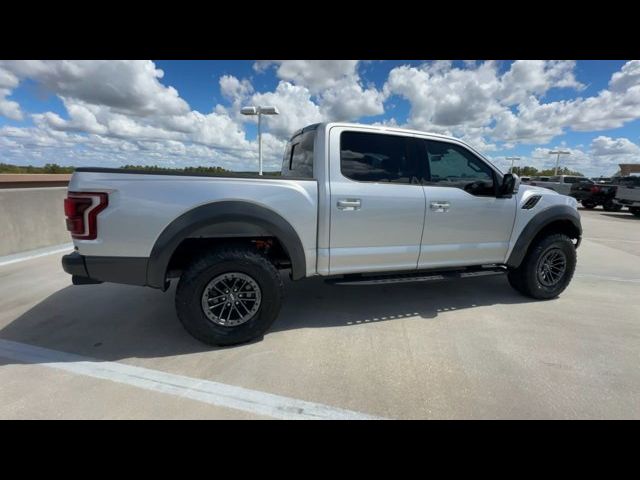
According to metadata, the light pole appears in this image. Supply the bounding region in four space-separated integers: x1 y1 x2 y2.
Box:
241 106 279 175
548 150 570 176
506 156 521 174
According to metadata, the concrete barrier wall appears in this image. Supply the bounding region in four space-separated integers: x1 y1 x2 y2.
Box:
0 187 71 256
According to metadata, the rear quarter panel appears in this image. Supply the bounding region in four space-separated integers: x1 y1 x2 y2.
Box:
68 172 319 276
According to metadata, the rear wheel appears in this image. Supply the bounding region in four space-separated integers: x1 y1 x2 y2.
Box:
630 207 640 217
581 200 596 209
175 246 283 346
508 233 576 300
602 199 622 212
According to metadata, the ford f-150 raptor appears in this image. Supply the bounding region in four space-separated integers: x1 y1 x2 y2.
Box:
62 123 582 346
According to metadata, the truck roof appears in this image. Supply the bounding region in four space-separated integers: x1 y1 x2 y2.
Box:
289 122 502 175
292 122 462 144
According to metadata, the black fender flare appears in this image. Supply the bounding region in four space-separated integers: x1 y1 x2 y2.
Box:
506 205 582 268
146 201 307 288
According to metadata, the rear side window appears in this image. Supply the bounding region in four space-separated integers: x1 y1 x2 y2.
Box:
282 129 315 178
564 177 583 184
340 131 420 184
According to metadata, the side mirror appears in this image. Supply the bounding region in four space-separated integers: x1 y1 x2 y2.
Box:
499 173 519 197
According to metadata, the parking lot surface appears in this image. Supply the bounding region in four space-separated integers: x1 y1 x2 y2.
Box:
1 208 639 419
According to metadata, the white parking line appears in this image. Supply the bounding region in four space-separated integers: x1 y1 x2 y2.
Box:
0 244 73 267
0 339 383 420
575 273 640 283
586 237 640 244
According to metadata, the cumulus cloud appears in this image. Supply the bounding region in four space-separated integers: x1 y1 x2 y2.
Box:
254 60 360 93
248 81 323 138
253 60 387 126
0 65 23 120
490 136 640 177
0 88 23 120
590 135 640 156
0 60 190 117
1 59 640 176
384 60 640 148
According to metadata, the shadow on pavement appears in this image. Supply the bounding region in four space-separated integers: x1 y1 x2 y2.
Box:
0 273 533 362
600 212 640 220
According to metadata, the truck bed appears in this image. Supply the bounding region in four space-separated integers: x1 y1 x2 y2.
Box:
69 168 319 277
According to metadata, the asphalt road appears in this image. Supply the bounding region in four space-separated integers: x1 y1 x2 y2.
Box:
0 208 638 419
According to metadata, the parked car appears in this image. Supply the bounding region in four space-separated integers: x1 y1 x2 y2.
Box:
62 122 582 346
591 177 613 184
614 176 640 217
570 178 622 211
529 175 587 195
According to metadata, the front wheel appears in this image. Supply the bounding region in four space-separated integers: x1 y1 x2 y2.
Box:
630 207 640 217
508 233 576 300
175 246 283 346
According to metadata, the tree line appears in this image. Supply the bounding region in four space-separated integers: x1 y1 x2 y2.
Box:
510 166 584 177
0 163 248 175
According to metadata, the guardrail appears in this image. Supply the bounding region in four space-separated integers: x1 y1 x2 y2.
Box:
0 176 71 257
0 174 71 189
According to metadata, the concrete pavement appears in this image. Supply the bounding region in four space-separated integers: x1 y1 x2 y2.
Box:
0 208 638 419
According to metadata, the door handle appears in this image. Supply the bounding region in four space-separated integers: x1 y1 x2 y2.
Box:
430 201 450 212
337 199 362 211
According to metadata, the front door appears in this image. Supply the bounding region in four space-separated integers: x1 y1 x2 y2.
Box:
417 139 517 268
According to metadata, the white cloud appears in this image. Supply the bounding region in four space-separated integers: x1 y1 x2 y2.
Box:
0 60 190 117
318 76 386 121
590 135 640 156
248 81 323 138
385 60 640 148
253 60 387 126
254 60 359 93
499 60 584 105
491 136 640 177
2 60 640 176
0 88 23 120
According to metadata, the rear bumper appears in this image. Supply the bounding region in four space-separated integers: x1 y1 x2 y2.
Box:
62 252 149 286
62 251 90 277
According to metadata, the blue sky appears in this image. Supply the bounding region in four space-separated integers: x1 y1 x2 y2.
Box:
1 60 639 176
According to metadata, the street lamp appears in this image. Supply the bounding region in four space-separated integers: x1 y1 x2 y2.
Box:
241 105 279 176
505 156 521 174
548 150 570 176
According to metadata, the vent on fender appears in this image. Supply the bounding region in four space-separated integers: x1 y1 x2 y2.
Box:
522 195 542 209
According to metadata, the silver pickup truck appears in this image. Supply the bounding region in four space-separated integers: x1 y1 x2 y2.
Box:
614 176 640 216
528 175 587 195
62 122 582 346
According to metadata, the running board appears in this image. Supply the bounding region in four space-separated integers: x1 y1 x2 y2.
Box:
325 267 506 286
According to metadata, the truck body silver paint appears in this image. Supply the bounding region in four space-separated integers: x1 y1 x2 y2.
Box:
67 122 580 278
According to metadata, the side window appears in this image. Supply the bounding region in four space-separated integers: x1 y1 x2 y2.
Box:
340 131 421 184
423 140 495 196
282 130 315 178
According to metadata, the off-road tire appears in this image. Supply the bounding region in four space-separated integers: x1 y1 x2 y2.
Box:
581 200 596 209
175 246 283 346
507 233 576 300
602 199 622 212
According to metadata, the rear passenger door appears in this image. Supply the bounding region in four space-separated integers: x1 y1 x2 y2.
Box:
328 128 426 274
417 139 517 268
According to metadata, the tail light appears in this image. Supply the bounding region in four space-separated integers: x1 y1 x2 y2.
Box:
64 192 108 240
590 185 601 193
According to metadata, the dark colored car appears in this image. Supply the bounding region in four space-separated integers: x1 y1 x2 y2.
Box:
570 177 637 211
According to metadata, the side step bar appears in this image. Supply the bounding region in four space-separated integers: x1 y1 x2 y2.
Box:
325 267 506 286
